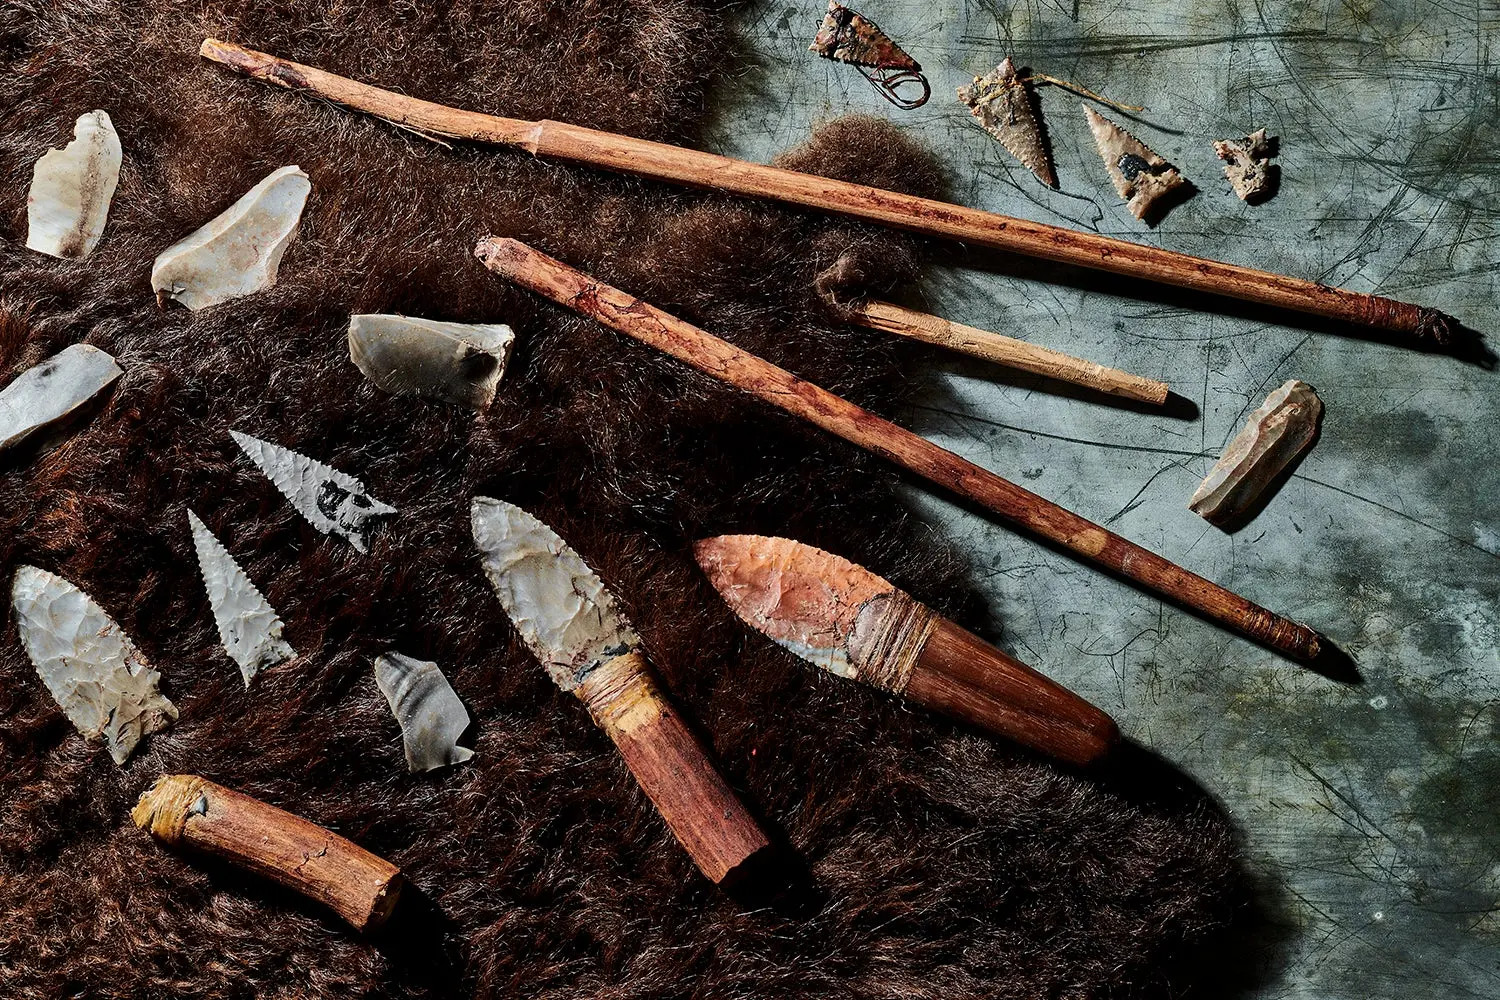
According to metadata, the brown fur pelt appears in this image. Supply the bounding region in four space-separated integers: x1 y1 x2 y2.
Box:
0 3 1257 998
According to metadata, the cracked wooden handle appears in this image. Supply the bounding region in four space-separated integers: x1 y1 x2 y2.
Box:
133 774 403 933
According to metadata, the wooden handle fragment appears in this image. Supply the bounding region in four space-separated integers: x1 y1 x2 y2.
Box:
475 237 1324 665
198 38 1456 345
132 774 403 932
575 651 769 885
852 300 1170 406
906 618 1119 766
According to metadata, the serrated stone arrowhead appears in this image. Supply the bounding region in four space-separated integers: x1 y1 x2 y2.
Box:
1084 105 1187 222
187 509 295 686
230 430 396 553
11 565 177 764
958 59 1056 187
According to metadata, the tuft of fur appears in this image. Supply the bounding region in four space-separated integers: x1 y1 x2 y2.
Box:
0 3 1254 998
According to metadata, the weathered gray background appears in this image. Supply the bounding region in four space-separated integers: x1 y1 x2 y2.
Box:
709 2 1498 996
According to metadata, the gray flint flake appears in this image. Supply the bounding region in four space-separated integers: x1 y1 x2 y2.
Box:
187 509 295 686
1190 379 1322 527
374 652 474 772
230 430 396 553
11 565 177 764
348 314 515 411
0 344 122 454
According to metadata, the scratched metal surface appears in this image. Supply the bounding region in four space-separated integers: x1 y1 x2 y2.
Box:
706 3 1499 996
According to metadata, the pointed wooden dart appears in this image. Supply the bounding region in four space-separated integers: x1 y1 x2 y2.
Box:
694 535 1119 766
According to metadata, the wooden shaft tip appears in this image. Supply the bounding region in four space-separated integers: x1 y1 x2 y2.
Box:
474 235 528 272
199 38 310 91
132 774 209 843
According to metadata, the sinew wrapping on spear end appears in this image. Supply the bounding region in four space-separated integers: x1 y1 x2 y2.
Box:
348 314 514 411
1190 379 1322 527
187 509 296 685
151 165 310 311
11 566 177 764
26 110 121 259
1084 105 1186 222
957 58 1056 187
0 344 121 454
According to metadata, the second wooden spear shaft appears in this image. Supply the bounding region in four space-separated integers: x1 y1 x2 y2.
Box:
200 38 1454 345
475 237 1324 665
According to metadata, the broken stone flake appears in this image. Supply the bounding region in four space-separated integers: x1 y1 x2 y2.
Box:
348 314 515 411
374 652 474 772
1084 105 1187 222
957 58 1056 188
470 497 641 694
1190 379 1322 527
187 509 296 686
230 430 396 553
0 344 122 454
1215 128 1278 203
11 565 178 764
809 2 929 109
151 165 311 311
26 110 121 260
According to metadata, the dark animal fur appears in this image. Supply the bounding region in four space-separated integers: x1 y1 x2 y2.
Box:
0 3 1255 997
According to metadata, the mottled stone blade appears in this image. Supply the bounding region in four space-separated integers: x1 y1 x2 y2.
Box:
348 314 515 410
470 497 641 693
809 1 919 71
1084 105 1187 221
26 110 121 259
1190 379 1322 527
0 344 122 454
1215 128 1278 203
230 430 395 553
958 59 1056 187
151 165 311 311
693 534 897 681
374 652 474 772
187 509 295 685
11 565 178 764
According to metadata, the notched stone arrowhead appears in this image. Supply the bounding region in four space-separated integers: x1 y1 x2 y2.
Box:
1084 105 1188 222
0 344 122 455
374 652 474 772
230 430 396 553
958 58 1056 187
348 314 515 411
11 565 177 764
26 110 121 260
1190 379 1322 528
151 165 311 311
187 509 295 685
1214 128 1279 203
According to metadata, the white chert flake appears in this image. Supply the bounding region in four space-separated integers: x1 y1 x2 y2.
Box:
26 110 122 259
374 652 474 772
187 508 295 686
1214 128 1278 203
151 165 311 311
471 497 640 693
1084 105 1187 222
348 314 515 411
0 344 122 454
230 430 396 553
1190 379 1322 527
11 565 178 764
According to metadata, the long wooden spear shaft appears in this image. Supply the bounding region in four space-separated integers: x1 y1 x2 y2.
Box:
475 236 1325 664
200 39 1454 346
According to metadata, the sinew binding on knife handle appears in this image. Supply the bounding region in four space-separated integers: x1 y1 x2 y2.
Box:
695 535 1117 766
474 237 1325 665
197 38 1455 345
132 774 403 933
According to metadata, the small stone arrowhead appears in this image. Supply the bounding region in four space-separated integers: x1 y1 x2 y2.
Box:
958 59 1056 187
11 565 177 764
1084 105 1187 222
187 508 296 686
230 430 396 553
